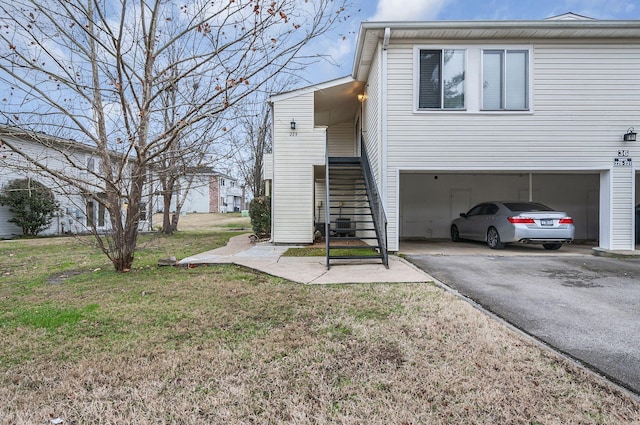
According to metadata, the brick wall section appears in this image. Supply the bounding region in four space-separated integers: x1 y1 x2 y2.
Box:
209 176 220 213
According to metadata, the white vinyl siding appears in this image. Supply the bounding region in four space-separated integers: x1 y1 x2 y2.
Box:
382 40 640 251
327 122 356 157
364 43 382 185
272 92 326 243
610 167 635 250
0 205 21 237
0 135 87 237
263 153 273 180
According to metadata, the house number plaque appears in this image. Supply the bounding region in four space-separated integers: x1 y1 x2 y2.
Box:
614 149 632 166
613 157 632 166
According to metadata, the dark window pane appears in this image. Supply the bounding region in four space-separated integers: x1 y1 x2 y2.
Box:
419 50 441 109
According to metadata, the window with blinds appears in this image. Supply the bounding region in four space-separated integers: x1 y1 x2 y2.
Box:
418 49 465 110
482 50 529 110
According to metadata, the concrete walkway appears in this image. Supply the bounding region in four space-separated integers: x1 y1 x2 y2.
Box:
179 234 434 284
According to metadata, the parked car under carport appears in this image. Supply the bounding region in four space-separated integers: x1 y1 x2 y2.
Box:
450 201 575 250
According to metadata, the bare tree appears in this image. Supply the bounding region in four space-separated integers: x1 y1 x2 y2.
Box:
231 76 297 200
232 98 271 199
152 58 230 234
0 0 352 271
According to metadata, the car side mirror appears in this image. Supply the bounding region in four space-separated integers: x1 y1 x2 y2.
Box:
459 213 467 218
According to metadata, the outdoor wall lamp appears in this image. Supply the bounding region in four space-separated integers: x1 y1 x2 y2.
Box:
623 127 637 142
357 93 366 102
290 119 296 130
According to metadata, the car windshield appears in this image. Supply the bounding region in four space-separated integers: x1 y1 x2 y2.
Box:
503 202 553 212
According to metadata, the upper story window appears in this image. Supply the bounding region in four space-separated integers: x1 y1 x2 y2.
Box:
482 49 529 110
418 49 465 110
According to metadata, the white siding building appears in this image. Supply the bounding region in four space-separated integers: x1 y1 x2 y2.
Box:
266 15 640 253
158 169 244 214
0 127 116 238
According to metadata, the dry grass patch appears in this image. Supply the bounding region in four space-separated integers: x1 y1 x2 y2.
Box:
153 212 251 232
1 232 639 424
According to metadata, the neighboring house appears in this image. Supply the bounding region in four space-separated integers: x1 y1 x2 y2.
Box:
161 168 244 214
266 14 640 262
0 126 148 238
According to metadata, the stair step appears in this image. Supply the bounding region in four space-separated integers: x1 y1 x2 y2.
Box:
329 227 376 233
329 214 374 217
329 236 379 241
328 255 384 261
328 156 360 163
328 245 380 250
332 229 376 234
330 220 373 224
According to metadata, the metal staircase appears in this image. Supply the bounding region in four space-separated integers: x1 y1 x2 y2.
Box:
324 149 388 269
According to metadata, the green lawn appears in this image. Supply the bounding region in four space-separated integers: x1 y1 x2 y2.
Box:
1 231 639 424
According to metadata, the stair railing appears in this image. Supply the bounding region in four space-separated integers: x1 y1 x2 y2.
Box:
325 130 331 269
360 135 388 268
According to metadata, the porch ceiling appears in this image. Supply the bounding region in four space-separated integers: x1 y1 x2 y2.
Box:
314 80 364 127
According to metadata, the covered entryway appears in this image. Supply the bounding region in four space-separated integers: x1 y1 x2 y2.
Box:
399 172 600 243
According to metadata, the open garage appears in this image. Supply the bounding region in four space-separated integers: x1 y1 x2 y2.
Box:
399 172 601 242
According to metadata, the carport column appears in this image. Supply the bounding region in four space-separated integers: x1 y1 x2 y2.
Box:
600 167 635 250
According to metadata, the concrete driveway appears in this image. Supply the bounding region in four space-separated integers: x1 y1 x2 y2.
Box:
404 240 640 396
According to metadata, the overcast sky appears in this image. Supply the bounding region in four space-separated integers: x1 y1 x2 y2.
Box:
302 0 640 84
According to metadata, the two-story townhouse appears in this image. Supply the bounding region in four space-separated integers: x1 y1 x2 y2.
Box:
265 14 640 265
0 126 147 238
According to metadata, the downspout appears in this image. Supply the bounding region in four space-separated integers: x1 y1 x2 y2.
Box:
381 27 390 242
268 102 275 243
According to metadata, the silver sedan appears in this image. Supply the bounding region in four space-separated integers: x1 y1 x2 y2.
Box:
450 201 575 250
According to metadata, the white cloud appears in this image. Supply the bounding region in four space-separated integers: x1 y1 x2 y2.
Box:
369 0 453 21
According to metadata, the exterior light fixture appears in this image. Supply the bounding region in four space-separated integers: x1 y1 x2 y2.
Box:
290 119 296 130
623 127 636 142
357 93 366 102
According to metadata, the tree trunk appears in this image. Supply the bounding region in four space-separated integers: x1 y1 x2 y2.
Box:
162 190 174 234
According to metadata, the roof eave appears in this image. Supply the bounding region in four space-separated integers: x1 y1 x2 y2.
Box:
352 19 640 81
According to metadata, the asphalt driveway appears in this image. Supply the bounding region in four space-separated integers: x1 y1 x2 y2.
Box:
405 243 640 396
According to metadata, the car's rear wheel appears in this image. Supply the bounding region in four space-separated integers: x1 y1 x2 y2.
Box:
487 227 504 249
543 243 562 251
451 225 460 242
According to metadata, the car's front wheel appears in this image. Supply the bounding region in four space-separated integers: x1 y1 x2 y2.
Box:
451 225 460 242
487 227 504 249
543 243 562 251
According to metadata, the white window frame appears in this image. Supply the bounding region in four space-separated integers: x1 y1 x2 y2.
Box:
414 46 468 112
480 47 533 112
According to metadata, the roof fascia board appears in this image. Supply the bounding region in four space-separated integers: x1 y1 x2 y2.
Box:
268 76 356 103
